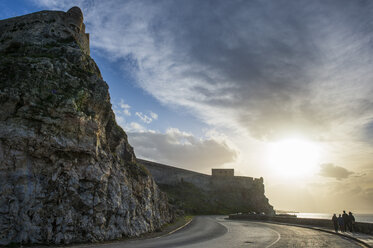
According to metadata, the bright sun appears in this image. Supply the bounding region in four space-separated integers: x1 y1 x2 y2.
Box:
267 138 321 177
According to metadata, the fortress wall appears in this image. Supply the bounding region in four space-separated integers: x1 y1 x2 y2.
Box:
212 168 234 177
138 159 212 189
229 214 373 235
139 159 265 192
211 176 264 191
139 159 275 215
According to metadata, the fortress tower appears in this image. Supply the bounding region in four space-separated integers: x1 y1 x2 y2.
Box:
211 168 234 177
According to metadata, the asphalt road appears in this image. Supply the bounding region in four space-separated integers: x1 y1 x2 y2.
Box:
73 216 363 248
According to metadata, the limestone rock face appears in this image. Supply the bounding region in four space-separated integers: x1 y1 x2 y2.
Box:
0 7 174 245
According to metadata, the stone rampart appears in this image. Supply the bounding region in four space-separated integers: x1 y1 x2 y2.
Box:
138 159 211 189
212 168 234 177
138 159 264 191
211 175 263 191
229 214 373 235
138 159 275 215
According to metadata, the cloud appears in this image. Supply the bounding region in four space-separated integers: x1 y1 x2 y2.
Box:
113 102 147 133
135 112 155 124
118 99 131 116
128 128 237 173
113 99 131 127
113 98 157 129
30 0 373 212
113 117 146 133
270 168 373 212
33 0 373 142
319 163 354 180
269 177 373 212
315 171 373 212
150 111 158 120
128 122 146 133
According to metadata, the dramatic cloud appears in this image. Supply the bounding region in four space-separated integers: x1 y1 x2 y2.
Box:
319 163 354 180
316 171 373 212
128 128 237 172
268 176 373 212
33 0 373 211
34 0 373 142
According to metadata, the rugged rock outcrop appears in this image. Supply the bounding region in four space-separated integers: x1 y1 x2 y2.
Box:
0 7 174 245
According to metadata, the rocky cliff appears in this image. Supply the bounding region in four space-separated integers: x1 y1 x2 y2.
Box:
0 7 174 245
139 160 274 215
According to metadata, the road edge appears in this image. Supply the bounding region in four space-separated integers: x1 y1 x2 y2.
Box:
43 216 195 247
263 220 371 248
157 216 194 238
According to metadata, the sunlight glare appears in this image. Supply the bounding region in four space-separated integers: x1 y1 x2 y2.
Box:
267 138 320 178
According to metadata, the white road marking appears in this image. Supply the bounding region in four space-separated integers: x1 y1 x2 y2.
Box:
265 228 281 248
159 217 194 237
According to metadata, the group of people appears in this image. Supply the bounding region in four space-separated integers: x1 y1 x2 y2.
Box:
332 211 355 233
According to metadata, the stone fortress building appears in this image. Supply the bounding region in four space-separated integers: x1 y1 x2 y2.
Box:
211 168 234 177
139 159 273 215
139 159 265 191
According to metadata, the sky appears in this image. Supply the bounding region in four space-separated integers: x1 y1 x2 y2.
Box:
2 0 373 213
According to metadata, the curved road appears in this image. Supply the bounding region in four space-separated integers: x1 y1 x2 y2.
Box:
74 216 363 248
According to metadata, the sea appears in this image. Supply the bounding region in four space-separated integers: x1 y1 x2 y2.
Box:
285 213 373 223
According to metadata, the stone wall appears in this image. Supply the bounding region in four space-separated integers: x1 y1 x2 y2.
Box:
139 159 264 191
212 168 234 177
211 176 264 191
139 159 274 215
138 159 211 189
229 214 373 235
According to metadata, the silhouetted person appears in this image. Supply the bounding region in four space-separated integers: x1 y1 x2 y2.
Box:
338 214 344 232
332 214 338 233
349 212 355 232
342 210 349 232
